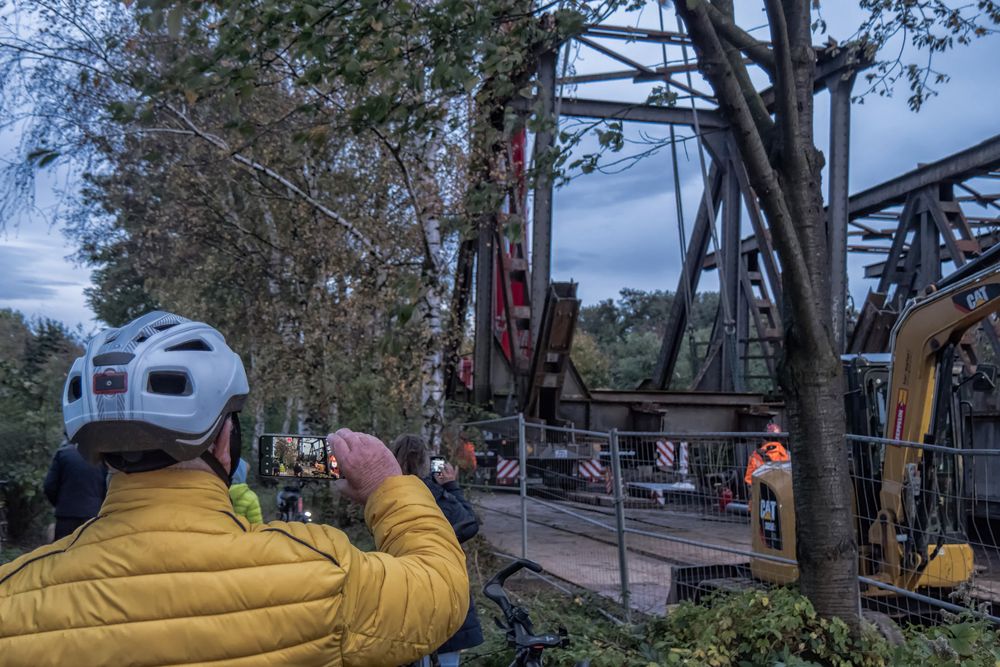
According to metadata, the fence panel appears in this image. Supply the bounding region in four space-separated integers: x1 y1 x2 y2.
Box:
610 431 787 615
848 434 1000 623
520 423 627 611
462 418 629 615
463 418 1000 625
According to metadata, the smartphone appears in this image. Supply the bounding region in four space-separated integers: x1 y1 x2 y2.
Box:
258 434 340 480
431 456 445 475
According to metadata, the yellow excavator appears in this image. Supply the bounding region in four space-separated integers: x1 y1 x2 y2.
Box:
750 245 1000 605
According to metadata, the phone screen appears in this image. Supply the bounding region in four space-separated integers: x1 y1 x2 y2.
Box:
431 456 445 475
258 434 340 479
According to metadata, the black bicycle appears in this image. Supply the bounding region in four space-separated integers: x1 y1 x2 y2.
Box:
483 559 589 667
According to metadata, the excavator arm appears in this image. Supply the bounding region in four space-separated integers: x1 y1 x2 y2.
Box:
873 245 1000 588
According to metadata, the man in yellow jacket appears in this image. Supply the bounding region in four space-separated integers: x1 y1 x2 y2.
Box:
0 312 468 667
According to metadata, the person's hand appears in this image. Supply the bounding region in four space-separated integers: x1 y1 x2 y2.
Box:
434 462 457 485
328 429 401 505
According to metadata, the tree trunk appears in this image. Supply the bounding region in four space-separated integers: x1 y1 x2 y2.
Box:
677 0 860 626
418 240 446 453
281 395 293 434
404 117 449 452
782 319 857 620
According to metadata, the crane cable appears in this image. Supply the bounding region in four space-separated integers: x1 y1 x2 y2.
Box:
668 4 743 390
658 5 698 386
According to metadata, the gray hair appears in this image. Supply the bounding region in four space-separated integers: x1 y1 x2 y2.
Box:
390 433 430 478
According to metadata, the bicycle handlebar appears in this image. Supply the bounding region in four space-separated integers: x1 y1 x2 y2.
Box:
482 559 568 661
483 558 541 615
487 558 543 588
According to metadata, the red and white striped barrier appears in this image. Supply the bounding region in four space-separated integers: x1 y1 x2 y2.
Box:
604 468 614 496
496 457 519 484
656 440 675 471
579 457 605 482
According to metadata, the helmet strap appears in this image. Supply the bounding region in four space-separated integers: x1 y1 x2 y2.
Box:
200 413 243 487
200 450 232 486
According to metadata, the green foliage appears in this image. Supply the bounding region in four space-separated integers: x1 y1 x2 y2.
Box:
571 330 612 389
0 311 82 542
468 559 648 666
889 619 1000 666
576 288 720 390
84 250 160 327
646 588 886 667
856 1 1000 111
464 566 1000 667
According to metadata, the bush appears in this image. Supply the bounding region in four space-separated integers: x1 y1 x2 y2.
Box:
463 565 1000 667
646 588 885 666
890 620 1000 666
466 551 648 666
0 311 82 544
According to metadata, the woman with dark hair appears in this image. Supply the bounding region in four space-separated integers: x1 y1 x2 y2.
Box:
391 434 483 666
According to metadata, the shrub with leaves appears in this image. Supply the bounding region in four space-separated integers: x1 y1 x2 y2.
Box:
643 588 886 667
0 310 82 543
457 552 1000 667
891 619 1000 666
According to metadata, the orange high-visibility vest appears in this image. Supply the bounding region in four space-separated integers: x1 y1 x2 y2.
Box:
457 441 477 471
744 441 790 484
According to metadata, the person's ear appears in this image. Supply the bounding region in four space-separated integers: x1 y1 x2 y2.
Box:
213 417 232 473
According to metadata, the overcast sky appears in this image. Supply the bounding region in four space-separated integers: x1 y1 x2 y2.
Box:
1 3 998 331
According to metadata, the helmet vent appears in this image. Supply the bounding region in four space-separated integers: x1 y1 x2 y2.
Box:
147 371 192 396
67 376 83 402
154 322 180 332
165 339 213 352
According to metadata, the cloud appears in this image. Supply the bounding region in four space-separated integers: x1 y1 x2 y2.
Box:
0 246 65 299
2 2 998 326
550 11 1000 307
0 237 96 329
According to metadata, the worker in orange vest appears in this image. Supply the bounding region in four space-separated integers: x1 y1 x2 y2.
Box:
456 440 477 472
744 423 790 485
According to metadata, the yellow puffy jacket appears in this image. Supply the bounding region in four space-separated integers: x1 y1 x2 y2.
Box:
0 469 469 667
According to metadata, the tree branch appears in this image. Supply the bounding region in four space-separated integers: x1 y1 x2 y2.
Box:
703 1 775 72
677 3 827 346
763 0 803 176
162 103 386 264
709 1 775 141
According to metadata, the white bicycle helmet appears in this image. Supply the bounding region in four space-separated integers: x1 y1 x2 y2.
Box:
63 311 249 476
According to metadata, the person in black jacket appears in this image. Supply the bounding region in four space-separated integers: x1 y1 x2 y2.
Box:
43 441 108 540
391 434 483 667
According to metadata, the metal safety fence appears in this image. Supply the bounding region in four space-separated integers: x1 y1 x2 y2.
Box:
847 434 1000 623
461 416 1000 625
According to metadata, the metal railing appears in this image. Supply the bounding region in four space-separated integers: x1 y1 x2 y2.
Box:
463 415 1000 625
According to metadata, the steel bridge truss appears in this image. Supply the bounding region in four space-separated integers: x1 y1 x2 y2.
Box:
847 135 1000 358
458 15 1000 414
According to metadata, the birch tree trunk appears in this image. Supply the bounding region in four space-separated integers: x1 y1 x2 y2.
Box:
395 118 450 452
281 395 294 434
418 213 447 452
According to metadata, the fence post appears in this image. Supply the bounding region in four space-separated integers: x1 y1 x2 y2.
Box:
609 428 631 621
518 413 528 559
